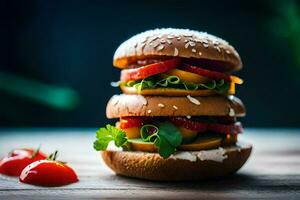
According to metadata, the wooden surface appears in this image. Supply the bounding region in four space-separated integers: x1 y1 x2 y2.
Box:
0 128 299 199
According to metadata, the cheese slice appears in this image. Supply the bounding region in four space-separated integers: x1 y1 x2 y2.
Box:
121 86 231 96
164 69 210 84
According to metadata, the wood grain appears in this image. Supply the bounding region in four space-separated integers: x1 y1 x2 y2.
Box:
0 128 299 199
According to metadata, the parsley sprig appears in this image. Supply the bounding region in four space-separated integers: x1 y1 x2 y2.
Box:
93 123 182 159
93 124 127 151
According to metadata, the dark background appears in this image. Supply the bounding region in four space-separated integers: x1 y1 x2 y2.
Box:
0 0 299 127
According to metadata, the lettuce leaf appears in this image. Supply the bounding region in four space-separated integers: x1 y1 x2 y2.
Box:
122 74 230 93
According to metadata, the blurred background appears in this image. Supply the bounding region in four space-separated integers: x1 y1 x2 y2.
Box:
0 0 299 127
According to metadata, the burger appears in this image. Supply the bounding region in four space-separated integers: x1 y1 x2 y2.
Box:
94 28 252 181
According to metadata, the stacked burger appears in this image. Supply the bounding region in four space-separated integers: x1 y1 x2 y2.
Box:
94 28 252 181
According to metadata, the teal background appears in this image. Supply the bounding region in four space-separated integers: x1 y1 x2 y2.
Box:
0 0 299 127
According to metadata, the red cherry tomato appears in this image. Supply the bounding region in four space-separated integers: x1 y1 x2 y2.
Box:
120 58 181 82
120 117 154 129
19 160 78 187
180 64 231 82
170 117 243 134
0 148 47 176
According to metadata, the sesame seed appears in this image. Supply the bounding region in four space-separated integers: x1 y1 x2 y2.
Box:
199 51 202 56
192 48 196 53
177 37 181 40
184 39 189 43
166 40 172 44
187 95 201 105
149 36 159 43
203 43 209 48
174 47 179 56
203 39 208 44
213 41 219 46
189 42 196 46
229 108 235 116
173 105 178 110
160 39 166 44
185 43 190 48
157 44 164 51
216 46 221 53
158 103 165 108
186 115 191 119
147 109 152 114
167 35 174 39
225 50 231 54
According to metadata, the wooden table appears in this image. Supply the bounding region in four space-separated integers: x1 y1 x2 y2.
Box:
0 128 299 199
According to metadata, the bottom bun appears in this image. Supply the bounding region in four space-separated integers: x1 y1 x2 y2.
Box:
101 142 252 181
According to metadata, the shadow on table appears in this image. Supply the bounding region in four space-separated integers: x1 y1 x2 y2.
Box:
102 173 256 190
101 172 299 192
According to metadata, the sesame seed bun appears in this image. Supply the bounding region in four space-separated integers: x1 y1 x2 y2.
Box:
113 28 242 72
106 94 245 118
101 142 252 181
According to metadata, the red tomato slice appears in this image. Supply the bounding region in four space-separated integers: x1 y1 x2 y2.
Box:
120 117 153 129
0 148 47 176
170 117 207 132
170 117 243 134
180 64 231 82
208 122 243 135
19 160 78 187
120 58 181 82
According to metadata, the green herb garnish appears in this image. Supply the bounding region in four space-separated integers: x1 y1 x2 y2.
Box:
93 123 182 159
93 124 127 151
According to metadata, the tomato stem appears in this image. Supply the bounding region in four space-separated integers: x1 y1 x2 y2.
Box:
47 150 59 161
30 144 41 159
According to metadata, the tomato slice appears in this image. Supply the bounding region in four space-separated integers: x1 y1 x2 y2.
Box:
180 64 231 82
0 148 47 176
120 117 153 129
208 122 243 135
170 117 243 134
19 160 78 187
120 58 181 82
170 117 207 132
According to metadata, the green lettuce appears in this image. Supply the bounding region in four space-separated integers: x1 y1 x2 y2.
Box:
122 74 230 93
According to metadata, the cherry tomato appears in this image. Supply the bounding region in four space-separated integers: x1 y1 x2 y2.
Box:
180 64 231 82
120 117 153 129
170 117 243 134
19 160 78 187
0 148 47 176
120 58 181 82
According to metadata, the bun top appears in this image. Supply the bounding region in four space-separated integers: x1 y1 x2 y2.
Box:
113 28 242 72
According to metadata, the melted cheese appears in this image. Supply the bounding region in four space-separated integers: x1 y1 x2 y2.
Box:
121 86 219 96
165 69 209 84
170 148 228 162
